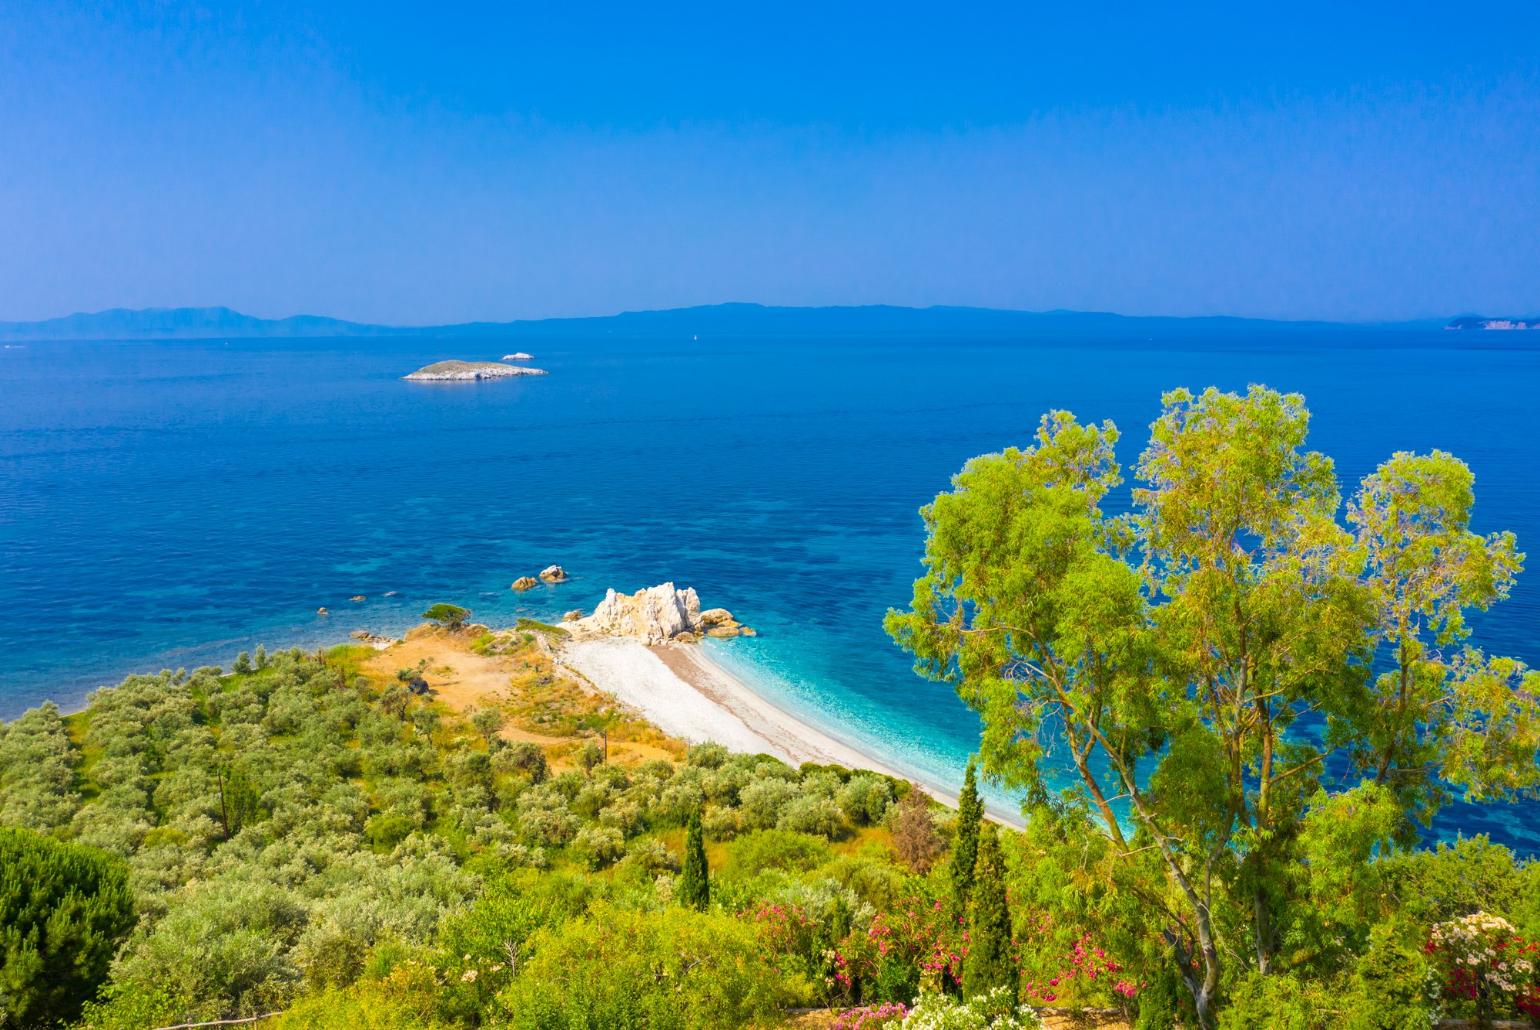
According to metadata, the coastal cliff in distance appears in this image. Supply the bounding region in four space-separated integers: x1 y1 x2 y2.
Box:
1445 315 1540 330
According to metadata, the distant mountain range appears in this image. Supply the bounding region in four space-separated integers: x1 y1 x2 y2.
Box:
0 303 1456 341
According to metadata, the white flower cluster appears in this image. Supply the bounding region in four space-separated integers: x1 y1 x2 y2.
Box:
900 988 1045 1030
1430 912 1536 997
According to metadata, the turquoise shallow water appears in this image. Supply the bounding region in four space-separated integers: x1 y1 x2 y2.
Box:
1 328 1536 849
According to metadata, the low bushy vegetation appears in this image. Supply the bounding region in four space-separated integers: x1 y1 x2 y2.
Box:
1 631 1536 1028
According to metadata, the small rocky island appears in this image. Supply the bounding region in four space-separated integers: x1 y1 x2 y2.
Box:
501 351 534 361
403 360 548 381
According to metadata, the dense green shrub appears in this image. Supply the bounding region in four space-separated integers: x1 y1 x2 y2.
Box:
496 904 790 1029
0 704 80 832
728 829 830 874
1219 971 1342 1029
1341 922 1438 1030
571 825 624 870
838 773 896 826
421 604 470 629
0 826 135 1028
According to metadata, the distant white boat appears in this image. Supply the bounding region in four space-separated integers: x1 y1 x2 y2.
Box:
501 352 534 361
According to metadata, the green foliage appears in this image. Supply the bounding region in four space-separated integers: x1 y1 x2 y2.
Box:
0 826 135 1028
571 825 624 870
680 808 710 911
1381 835 1540 936
273 983 453 1029
1341 922 1438 1030
214 760 265 839
513 617 570 637
496 740 549 785
495 904 791 1029
838 773 896 826
421 603 470 629
728 829 830 875
963 825 1017 1002
1219 970 1338 1029
887 387 1539 1026
576 739 604 772
950 760 983 913
469 706 504 745
0 702 79 832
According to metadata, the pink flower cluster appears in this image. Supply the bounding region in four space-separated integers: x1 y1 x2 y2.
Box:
866 899 966 982
832 1001 909 1029
1022 934 1139 1005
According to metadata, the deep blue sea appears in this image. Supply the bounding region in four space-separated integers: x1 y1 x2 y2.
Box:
2 329 1536 851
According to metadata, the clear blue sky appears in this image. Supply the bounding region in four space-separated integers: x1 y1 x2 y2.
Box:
2 1 1537 324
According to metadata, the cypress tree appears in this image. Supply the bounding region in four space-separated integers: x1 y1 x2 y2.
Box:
949 758 983 912
679 808 710 910
963 823 1017 1000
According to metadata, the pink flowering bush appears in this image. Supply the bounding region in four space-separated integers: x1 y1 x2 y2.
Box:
832 1000 909 1029
751 889 966 1006
1017 924 1139 1008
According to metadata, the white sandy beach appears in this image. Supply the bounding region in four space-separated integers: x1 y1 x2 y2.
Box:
561 638 905 772
559 636 1021 823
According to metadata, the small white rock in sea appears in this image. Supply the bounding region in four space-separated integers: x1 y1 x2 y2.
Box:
501 352 535 361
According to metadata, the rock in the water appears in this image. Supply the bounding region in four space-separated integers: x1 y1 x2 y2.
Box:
539 564 568 583
565 583 751 645
350 629 370 640
350 595 366 602
501 352 535 361
562 609 584 622
511 576 539 591
317 606 329 616
403 360 548 381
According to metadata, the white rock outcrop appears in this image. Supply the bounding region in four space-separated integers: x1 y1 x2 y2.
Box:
566 583 730 645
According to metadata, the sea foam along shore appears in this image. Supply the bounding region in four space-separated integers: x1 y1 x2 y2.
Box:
559 637 1023 825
